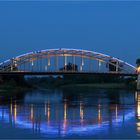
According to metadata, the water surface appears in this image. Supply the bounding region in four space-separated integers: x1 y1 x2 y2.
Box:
0 88 139 139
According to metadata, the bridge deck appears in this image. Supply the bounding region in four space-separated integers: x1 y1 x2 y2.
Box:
0 71 137 76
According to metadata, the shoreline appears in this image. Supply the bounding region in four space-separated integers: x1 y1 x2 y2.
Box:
0 82 136 94
59 83 136 90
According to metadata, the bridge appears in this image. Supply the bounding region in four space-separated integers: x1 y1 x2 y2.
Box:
0 48 140 88
0 48 137 74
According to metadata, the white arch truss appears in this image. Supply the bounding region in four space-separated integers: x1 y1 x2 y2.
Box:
0 48 136 73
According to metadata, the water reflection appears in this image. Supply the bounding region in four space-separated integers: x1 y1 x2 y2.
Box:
47 102 50 124
98 104 101 125
14 100 17 122
0 89 138 138
63 99 67 135
115 104 118 121
136 91 140 135
80 101 84 124
30 104 34 122
136 91 140 118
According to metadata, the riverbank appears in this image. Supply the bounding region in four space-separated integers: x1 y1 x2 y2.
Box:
0 83 34 98
0 75 136 96
26 75 137 90
59 83 136 90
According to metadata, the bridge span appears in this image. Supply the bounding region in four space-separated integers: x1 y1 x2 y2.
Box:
0 48 137 74
0 48 140 88
0 71 138 77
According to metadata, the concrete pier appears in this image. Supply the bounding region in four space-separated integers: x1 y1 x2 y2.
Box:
137 74 140 90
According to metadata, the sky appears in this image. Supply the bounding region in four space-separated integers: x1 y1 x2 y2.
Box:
0 1 140 66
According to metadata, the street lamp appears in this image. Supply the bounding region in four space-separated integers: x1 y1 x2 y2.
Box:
137 66 140 74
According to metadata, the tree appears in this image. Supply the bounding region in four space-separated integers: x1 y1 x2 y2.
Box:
136 58 140 67
59 62 78 71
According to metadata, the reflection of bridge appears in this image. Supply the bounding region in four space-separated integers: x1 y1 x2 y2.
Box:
0 104 135 138
0 48 137 75
0 88 138 138
0 91 136 138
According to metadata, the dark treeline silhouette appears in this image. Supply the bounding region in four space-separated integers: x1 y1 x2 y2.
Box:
26 74 136 89
0 75 32 88
59 62 78 71
136 58 140 67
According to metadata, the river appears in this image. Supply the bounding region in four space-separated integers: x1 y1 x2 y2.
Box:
0 88 139 139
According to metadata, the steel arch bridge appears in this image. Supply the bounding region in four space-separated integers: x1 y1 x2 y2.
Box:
0 48 137 74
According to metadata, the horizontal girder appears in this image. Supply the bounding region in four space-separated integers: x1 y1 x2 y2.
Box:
0 71 137 77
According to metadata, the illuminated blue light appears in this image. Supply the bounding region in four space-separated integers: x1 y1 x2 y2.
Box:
0 106 135 137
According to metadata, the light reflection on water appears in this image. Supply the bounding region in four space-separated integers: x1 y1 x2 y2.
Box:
0 89 139 138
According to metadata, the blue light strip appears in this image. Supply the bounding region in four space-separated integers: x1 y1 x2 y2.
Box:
0 106 135 137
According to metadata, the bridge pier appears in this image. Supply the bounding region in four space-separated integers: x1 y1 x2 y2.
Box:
137 74 140 90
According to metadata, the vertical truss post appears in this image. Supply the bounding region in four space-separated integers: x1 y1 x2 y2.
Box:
55 56 58 72
31 60 34 72
89 57 92 72
63 55 65 72
116 61 119 72
10 59 13 71
28 58 30 72
40 57 42 72
36 57 38 72
18 61 21 72
11 58 16 71
80 53 84 72
48 56 50 72
64 55 67 72
38 57 40 72
39 58 41 72
12 59 17 71
72 55 75 72
45 57 47 72
11 66 13 71
98 60 101 72
23 62 25 72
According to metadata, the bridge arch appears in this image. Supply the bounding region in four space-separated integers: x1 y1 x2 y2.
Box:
0 48 136 73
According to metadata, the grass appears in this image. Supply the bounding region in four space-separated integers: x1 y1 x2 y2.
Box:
60 83 130 89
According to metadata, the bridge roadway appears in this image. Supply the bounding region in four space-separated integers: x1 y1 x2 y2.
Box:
0 71 138 77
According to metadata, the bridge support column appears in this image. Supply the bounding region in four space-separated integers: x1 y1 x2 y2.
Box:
137 74 140 90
